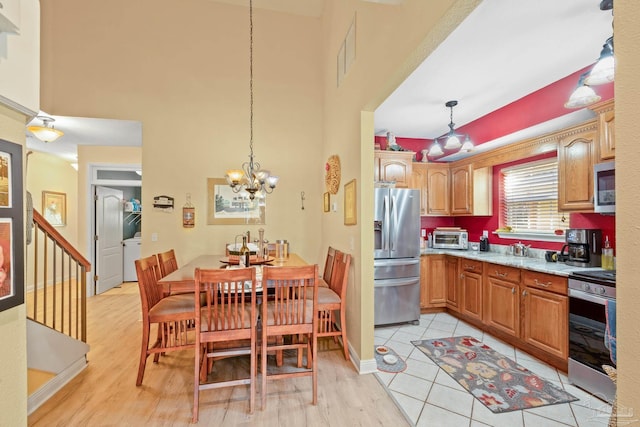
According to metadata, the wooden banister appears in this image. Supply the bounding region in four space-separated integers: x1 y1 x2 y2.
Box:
27 209 91 342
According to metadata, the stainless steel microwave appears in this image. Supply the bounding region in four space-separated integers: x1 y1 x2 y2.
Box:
432 229 468 250
594 161 615 214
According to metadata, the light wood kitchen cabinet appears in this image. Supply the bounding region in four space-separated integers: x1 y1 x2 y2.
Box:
472 166 493 216
411 163 429 216
445 256 459 311
558 129 597 211
374 150 414 188
459 259 483 322
420 255 446 309
521 271 568 360
591 99 615 160
426 163 450 215
450 164 472 215
485 264 521 337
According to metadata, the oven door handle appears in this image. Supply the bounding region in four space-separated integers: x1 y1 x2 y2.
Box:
569 288 610 305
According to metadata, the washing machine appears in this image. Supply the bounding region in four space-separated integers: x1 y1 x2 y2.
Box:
123 234 142 282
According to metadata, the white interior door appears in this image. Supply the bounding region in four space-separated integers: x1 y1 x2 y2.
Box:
96 186 124 294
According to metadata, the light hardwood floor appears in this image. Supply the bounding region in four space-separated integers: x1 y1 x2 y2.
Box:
28 282 408 426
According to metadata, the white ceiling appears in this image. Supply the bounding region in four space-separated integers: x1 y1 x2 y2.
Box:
26 0 613 163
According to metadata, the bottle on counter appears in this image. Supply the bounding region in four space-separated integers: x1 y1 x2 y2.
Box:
239 235 251 268
427 232 433 248
602 235 614 270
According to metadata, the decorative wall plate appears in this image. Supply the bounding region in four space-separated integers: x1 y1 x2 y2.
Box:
325 155 341 194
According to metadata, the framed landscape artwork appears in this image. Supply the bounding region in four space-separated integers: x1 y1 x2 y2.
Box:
206 178 265 225
0 140 24 312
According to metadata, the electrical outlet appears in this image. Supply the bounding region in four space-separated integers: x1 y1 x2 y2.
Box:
151 233 158 242
482 230 489 238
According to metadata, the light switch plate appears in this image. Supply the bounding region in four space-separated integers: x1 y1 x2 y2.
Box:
151 233 158 242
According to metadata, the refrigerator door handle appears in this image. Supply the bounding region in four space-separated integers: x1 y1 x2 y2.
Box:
390 195 397 251
383 195 390 251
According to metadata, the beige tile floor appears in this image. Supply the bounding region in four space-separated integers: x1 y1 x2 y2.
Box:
374 312 613 427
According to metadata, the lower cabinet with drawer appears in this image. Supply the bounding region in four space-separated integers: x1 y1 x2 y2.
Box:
485 264 521 337
459 259 483 322
521 271 569 360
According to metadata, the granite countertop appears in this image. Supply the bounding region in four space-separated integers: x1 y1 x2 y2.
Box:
420 246 603 277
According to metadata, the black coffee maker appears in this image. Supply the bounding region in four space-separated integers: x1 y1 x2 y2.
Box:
479 236 490 252
560 228 602 267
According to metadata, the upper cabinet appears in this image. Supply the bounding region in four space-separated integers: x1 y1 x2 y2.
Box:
411 163 428 216
591 100 615 161
450 164 472 215
374 150 414 188
410 162 492 217
426 163 450 215
558 128 597 211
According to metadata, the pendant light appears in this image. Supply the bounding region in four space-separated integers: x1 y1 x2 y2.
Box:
427 100 473 157
584 36 614 86
27 116 64 143
225 0 278 200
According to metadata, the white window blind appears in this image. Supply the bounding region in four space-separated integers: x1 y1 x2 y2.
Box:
501 159 567 234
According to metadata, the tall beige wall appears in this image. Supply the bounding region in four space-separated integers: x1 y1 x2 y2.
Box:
613 0 639 418
0 105 28 426
41 0 324 273
319 0 475 362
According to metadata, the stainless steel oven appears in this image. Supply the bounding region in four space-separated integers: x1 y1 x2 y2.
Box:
568 270 616 403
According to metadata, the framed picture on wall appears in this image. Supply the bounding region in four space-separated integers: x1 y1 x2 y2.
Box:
206 178 265 225
42 190 67 226
0 139 24 312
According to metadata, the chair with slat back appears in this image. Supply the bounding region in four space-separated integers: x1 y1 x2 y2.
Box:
135 255 195 386
321 246 336 288
261 264 318 410
312 250 351 361
192 267 258 422
157 249 179 278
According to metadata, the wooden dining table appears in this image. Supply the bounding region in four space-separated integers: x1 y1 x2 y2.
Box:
158 253 312 294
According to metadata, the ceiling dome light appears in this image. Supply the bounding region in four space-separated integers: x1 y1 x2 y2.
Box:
27 116 64 143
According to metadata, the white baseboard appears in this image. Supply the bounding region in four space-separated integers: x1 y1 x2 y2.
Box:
348 341 377 374
27 356 88 415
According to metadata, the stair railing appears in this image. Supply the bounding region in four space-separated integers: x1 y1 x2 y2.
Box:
27 209 91 343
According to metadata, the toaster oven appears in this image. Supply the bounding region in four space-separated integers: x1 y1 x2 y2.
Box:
432 229 469 250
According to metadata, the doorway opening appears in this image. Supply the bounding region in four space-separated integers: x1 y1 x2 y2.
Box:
88 165 141 296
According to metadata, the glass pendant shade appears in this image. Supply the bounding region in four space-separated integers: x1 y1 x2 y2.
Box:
460 135 474 152
443 133 462 150
585 37 614 86
427 141 444 157
565 73 601 109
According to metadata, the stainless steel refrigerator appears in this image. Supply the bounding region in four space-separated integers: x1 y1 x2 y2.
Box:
374 188 421 326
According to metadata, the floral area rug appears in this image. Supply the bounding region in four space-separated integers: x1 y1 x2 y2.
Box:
412 336 578 413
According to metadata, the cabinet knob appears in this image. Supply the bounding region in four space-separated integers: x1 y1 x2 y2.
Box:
460 273 465 279
495 270 507 278
511 287 516 294
522 290 528 296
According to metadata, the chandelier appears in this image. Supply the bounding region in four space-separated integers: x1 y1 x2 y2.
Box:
427 100 474 157
27 116 64 143
225 0 278 200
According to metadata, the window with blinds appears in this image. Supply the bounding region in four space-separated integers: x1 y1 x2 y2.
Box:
501 158 567 234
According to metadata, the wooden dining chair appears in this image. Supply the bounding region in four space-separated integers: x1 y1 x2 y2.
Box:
157 249 179 278
315 250 351 361
192 267 258 422
135 255 195 386
260 264 318 410
320 246 336 288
